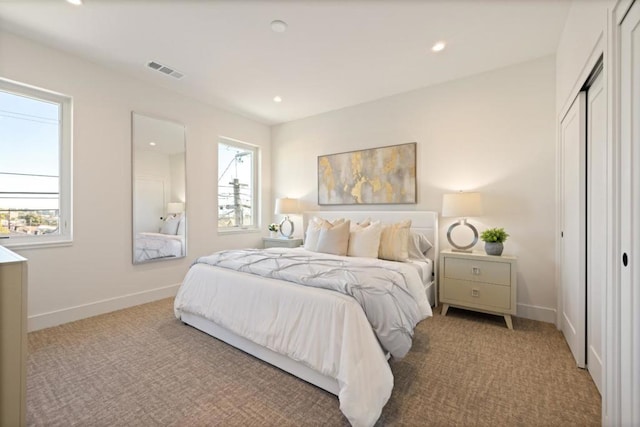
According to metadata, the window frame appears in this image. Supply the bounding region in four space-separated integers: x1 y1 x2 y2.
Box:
217 136 259 234
0 78 73 249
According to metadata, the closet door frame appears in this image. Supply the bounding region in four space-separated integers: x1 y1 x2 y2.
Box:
614 0 640 424
606 0 638 424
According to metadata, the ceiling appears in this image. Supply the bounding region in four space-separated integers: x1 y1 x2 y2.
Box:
0 0 572 125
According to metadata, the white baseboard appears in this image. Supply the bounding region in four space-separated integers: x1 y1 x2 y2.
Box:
28 283 181 332
516 303 557 324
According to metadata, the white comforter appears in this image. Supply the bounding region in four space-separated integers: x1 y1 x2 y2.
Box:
134 232 184 262
174 248 432 426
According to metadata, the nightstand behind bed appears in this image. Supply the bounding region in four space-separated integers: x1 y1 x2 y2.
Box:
439 249 517 329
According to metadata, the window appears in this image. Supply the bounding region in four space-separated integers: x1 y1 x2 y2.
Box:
0 79 72 247
218 137 258 231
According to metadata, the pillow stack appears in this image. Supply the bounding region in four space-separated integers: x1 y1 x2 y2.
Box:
302 217 432 262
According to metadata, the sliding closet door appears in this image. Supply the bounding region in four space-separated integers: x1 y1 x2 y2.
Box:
620 0 640 423
560 92 586 368
586 70 605 394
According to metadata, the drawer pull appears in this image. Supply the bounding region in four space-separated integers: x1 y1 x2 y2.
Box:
471 289 480 297
472 267 481 275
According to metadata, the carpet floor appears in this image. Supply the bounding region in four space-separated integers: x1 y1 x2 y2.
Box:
26 299 601 426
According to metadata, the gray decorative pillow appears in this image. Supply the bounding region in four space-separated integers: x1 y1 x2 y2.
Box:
407 231 433 260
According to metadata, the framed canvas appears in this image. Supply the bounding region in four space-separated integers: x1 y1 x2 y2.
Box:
318 142 416 205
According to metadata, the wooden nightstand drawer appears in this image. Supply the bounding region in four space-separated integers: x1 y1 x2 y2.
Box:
444 257 511 286
441 278 512 312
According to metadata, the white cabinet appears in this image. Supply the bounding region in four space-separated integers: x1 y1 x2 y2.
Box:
0 246 27 427
439 250 517 329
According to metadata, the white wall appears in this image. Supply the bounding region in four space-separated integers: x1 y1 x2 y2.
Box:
272 56 557 322
170 153 186 203
0 32 271 331
556 0 614 114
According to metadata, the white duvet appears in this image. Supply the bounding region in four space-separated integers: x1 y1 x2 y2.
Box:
174 248 432 426
134 232 184 262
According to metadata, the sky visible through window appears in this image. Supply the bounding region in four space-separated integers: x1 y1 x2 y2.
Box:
0 90 60 210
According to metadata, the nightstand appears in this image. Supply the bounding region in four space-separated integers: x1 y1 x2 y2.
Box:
262 237 303 249
439 250 517 329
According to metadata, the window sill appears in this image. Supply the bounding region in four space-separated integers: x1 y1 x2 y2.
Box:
0 237 73 250
217 227 261 236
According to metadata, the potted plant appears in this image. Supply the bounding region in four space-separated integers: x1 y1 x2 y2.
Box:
480 227 509 256
268 223 279 238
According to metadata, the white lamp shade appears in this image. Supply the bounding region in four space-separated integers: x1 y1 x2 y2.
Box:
442 192 483 218
274 198 299 215
167 202 184 214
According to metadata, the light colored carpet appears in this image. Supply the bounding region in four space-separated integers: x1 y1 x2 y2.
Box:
27 299 601 426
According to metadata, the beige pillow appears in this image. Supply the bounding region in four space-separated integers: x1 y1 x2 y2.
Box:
316 220 351 256
348 221 382 258
378 219 412 261
305 218 346 251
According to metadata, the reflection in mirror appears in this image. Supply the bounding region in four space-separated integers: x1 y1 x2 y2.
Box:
132 113 186 264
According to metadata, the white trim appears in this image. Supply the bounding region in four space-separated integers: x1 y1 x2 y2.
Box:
605 1 630 424
516 303 557 324
0 77 73 247
27 283 180 332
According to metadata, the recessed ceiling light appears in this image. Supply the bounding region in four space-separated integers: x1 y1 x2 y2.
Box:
271 20 287 33
273 96 282 103
66 0 83 5
431 41 446 52
149 142 156 146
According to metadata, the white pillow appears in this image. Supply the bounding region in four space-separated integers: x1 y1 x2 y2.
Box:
407 231 433 260
304 217 325 251
160 215 180 235
378 219 412 261
316 220 351 256
304 217 344 251
348 221 382 258
176 214 186 236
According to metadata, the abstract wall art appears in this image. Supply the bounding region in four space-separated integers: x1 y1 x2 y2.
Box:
317 142 416 205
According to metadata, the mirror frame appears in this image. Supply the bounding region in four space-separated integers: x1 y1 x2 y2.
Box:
131 112 186 264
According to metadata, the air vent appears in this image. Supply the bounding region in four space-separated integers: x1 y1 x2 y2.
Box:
146 61 184 80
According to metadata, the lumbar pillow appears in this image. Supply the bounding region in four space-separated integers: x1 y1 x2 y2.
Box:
316 220 351 256
348 220 382 258
160 215 180 235
378 219 412 261
407 231 433 260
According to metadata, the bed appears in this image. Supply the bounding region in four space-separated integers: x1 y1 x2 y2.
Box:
134 214 186 262
134 232 184 262
174 211 438 426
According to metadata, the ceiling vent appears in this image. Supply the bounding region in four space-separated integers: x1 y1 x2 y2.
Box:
147 61 184 79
